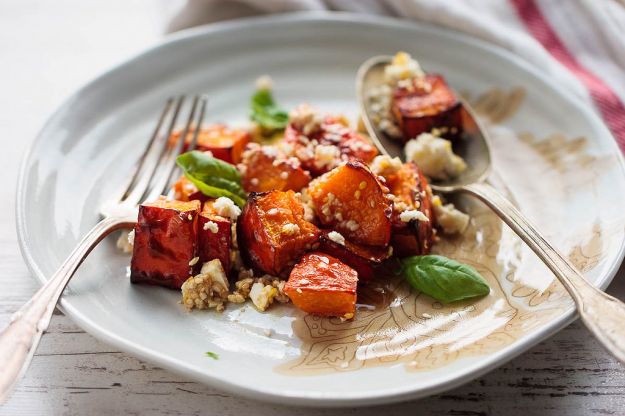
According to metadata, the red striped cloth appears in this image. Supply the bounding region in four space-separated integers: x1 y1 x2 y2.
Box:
510 0 625 153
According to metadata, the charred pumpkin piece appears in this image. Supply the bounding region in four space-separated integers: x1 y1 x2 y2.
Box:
169 124 250 164
237 190 320 277
284 118 378 177
284 252 358 317
307 162 392 247
130 199 201 289
239 144 311 193
318 230 391 281
392 74 462 143
197 201 232 275
385 162 435 256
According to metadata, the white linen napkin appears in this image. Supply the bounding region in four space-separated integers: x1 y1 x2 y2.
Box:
164 0 625 151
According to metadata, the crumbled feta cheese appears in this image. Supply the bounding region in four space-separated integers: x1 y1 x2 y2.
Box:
203 220 219 233
249 282 278 312
289 103 324 135
181 259 229 311
116 229 134 254
369 155 403 177
281 223 300 236
432 196 470 234
250 178 259 186
314 144 340 169
255 74 273 90
327 231 345 246
280 171 289 180
405 133 466 180
213 197 241 221
384 51 425 85
399 209 430 223
345 220 359 231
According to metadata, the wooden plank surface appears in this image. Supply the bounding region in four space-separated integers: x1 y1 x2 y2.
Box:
1 1 624 414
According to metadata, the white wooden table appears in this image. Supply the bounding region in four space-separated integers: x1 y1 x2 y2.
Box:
1 1 624 414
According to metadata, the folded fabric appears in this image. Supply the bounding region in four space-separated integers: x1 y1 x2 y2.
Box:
164 0 625 151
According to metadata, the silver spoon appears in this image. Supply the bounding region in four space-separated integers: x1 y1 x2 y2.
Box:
357 55 625 363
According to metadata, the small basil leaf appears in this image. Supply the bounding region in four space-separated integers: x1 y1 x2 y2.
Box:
250 88 289 132
176 151 247 207
399 255 490 304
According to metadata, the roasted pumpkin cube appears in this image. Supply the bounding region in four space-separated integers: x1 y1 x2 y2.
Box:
169 124 250 164
237 190 320 276
284 117 378 176
318 230 391 281
385 162 435 256
239 143 311 192
130 199 201 289
172 176 209 204
392 74 462 143
197 201 232 275
307 162 392 247
284 252 358 317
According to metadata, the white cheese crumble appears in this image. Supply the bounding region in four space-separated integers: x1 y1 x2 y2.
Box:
255 74 273 90
314 144 340 169
432 195 470 234
399 209 430 223
116 229 134 254
203 220 219 234
188 256 199 266
213 197 241 221
369 155 403 177
249 282 278 312
181 259 229 311
289 103 324 136
281 223 300 236
405 133 466 180
327 231 346 246
384 51 425 85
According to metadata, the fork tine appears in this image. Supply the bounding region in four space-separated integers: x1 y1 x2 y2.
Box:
120 98 173 201
187 95 208 152
123 95 185 207
143 95 202 203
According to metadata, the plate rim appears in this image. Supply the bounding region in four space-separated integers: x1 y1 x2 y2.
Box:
15 11 625 407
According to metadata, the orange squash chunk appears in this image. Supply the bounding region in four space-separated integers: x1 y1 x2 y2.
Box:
130 199 201 289
170 124 250 164
237 190 320 276
284 117 378 176
197 201 232 275
392 74 462 143
307 162 392 247
239 144 311 192
318 230 391 281
171 176 207 203
385 162 435 256
284 252 358 317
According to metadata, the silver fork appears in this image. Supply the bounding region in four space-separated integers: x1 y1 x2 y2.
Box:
0 95 208 403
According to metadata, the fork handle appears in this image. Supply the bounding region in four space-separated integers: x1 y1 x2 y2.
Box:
462 182 625 363
0 216 135 403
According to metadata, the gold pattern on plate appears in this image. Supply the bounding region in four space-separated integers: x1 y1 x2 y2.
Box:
278 87 624 375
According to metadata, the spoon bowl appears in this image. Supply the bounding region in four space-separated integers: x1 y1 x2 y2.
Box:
356 54 625 365
356 55 491 192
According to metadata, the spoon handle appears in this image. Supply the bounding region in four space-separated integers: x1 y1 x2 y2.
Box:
462 182 625 363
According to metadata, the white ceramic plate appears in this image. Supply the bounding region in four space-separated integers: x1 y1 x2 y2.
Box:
16 12 625 407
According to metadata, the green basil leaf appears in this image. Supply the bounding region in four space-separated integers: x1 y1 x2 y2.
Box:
176 151 247 208
399 255 490 303
250 88 289 132
205 351 219 360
